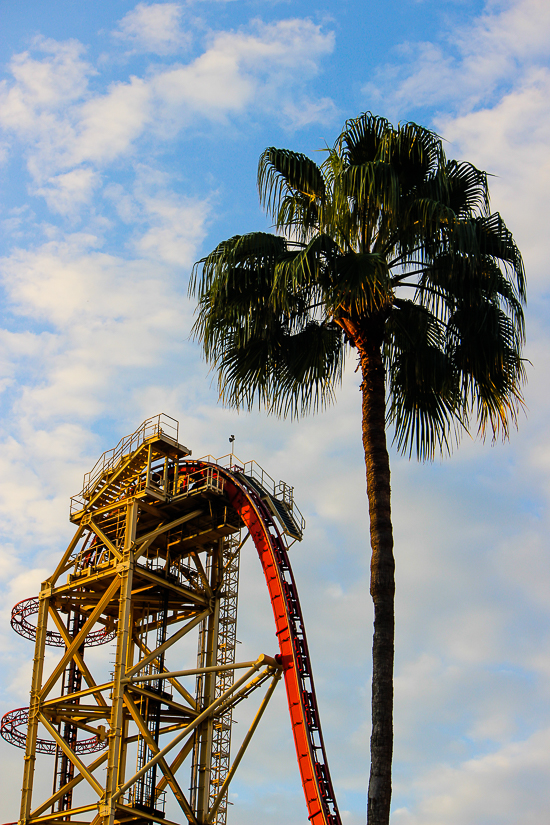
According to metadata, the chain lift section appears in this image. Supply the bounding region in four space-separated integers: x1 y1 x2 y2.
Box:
0 414 340 825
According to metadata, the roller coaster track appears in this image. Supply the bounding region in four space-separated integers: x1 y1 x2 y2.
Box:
1 416 341 825
199 463 341 825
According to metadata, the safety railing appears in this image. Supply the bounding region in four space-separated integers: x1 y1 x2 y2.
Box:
198 454 305 537
77 414 179 502
175 466 225 499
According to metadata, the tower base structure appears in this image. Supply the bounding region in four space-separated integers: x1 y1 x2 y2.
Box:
1 414 341 825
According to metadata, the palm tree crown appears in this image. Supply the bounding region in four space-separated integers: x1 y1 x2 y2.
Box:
191 113 525 456
190 113 526 825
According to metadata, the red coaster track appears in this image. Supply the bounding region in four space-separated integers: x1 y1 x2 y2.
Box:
202 462 341 825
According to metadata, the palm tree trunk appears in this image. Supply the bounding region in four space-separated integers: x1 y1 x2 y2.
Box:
357 329 395 825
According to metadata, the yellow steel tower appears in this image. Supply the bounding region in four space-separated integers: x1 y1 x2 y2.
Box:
3 415 294 825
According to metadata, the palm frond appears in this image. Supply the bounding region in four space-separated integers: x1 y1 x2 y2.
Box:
401 197 457 249
258 148 326 227
275 193 320 240
447 301 526 439
385 300 462 459
272 234 340 301
214 320 345 417
378 120 445 194
190 232 287 295
445 160 490 217
339 112 391 165
475 214 526 299
339 161 400 223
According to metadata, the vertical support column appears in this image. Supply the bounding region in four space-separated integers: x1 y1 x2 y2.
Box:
192 541 221 823
208 533 241 825
101 500 137 825
19 582 50 824
117 598 133 803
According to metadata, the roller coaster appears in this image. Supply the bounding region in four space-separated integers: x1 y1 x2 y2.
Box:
1 414 341 825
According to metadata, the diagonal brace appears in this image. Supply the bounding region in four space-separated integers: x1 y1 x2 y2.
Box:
30 751 109 818
124 693 197 824
112 656 272 802
88 520 122 561
207 669 282 822
125 608 211 678
37 712 103 796
48 605 108 707
40 576 121 700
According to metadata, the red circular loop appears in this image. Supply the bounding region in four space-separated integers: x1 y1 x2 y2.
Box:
0 707 106 754
11 598 115 648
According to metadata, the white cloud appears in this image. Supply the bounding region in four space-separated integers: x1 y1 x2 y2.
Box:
0 36 91 131
104 168 211 264
134 193 210 264
435 68 550 293
33 167 101 215
393 727 550 825
0 20 335 212
0 212 204 426
281 95 338 129
364 0 550 116
151 19 336 124
112 2 190 54
71 75 151 166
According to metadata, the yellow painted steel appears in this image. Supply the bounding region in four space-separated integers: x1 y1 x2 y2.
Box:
10 415 285 825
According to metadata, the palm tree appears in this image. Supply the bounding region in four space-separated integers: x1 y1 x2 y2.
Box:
190 113 526 825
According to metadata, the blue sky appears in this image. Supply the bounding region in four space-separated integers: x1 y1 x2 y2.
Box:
1 1 550 823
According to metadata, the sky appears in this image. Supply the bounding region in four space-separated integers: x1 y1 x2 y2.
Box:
0 0 549 823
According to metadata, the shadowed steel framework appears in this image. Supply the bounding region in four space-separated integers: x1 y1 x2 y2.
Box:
1 414 341 825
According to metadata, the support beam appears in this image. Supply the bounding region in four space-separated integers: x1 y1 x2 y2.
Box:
123 693 197 825
30 752 109 818
125 608 211 678
207 670 282 822
222 531 250 572
134 509 204 547
132 635 198 710
37 712 103 796
88 520 122 562
48 605 108 707
29 802 99 822
134 565 208 606
102 502 136 825
46 713 106 740
47 525 86 586
189 550 213 599
112 659 267 803
126 686 197 718
124 659 261 684
40 576 121 700
113 805 182 825
216 667 276 714
20 585 50 823
150 732 196 794
43 682 113 707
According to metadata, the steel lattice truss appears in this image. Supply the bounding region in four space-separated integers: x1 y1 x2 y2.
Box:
1 414 341 825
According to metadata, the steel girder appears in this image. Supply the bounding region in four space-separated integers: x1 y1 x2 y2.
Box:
1 414 340 825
